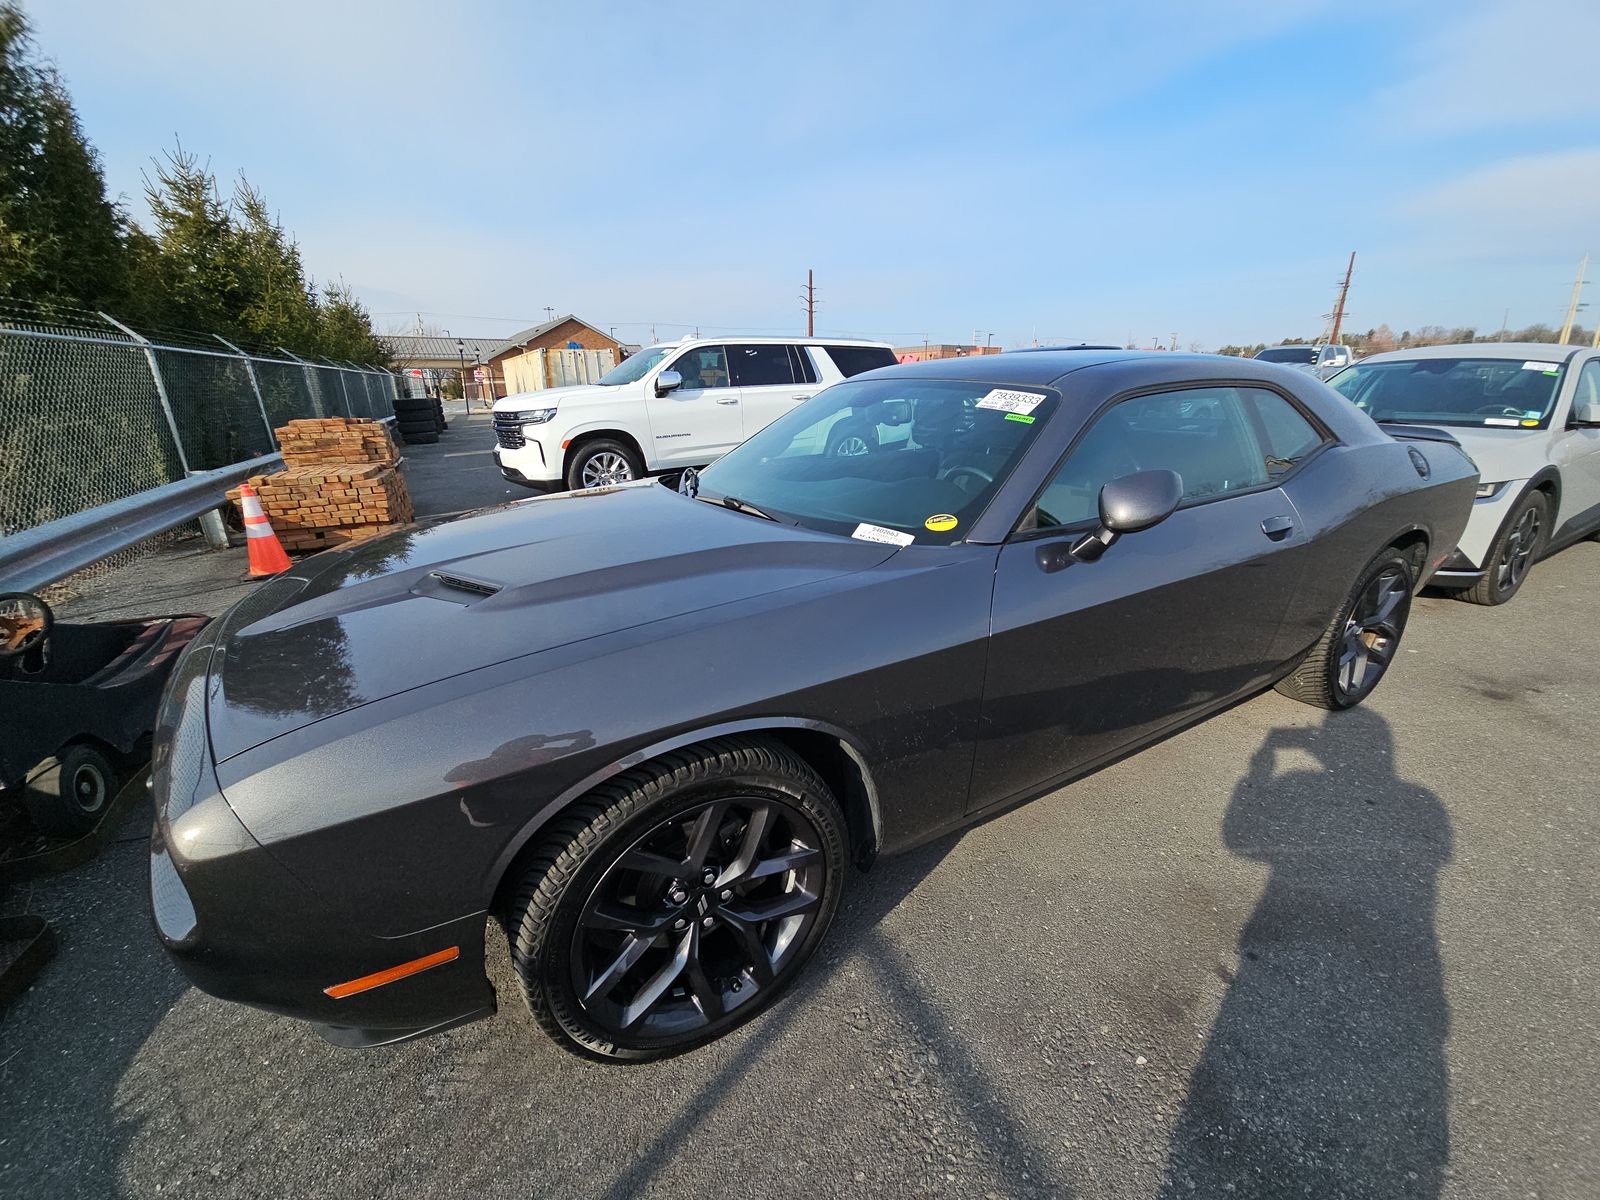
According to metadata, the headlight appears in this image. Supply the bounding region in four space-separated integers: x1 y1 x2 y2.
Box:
514 408 558 425
1476 482 1506 499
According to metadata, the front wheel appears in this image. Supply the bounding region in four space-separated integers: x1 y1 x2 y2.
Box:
1463 490 1548 606
501 738 847 1061
1275 548 1414 710
567 439 643 491
23 743 119 838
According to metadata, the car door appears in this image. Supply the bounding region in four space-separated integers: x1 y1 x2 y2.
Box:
648 344 743 467
728 343 813 437
1551 356 1600 538
969 385 1316 814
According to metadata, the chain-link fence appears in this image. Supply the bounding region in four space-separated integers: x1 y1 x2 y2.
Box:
0 304 399 583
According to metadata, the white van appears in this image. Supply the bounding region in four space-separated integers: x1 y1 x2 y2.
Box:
491 336 897 491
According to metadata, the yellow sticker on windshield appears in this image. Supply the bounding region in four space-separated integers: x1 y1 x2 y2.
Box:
1521 418 1540 426
925 514 959 532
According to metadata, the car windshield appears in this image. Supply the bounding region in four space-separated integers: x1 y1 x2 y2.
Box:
597 346 670 386
1328 357 1567 428
695 378 1058 545
1255 346 1316 364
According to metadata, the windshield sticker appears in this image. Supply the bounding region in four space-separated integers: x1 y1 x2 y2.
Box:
1521 419 1541 427
1524 409 1543 418
1522 361 1560 373
1484 417 1521 426
976 388 1046 415
924 514 959 532
1004 412 1036 424
852 522 915 547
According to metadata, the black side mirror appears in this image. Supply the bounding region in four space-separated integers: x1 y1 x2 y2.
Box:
1070 469 1183 562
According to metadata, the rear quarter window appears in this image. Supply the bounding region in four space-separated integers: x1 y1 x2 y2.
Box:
824 345 897 378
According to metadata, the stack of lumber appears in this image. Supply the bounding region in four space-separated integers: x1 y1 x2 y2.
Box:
275 417 399 468
229 418 412 554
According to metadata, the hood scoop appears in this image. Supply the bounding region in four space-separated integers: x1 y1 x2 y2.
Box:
417 570 502 604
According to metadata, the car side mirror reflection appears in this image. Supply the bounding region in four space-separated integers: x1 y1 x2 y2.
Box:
1572 400 1600 426
655 369 683 397
1069 469 1184 563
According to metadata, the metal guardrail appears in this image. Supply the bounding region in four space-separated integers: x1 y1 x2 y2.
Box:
0 453 282 594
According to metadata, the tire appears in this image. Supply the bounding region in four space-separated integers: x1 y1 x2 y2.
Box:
499 737 847 1061
1275 548 1414 710
392 396 435 418
396 418 438 435
566 439 642 490
402 430 440 445
825 418 877 458
23 743 118 838
1463 490 1549 606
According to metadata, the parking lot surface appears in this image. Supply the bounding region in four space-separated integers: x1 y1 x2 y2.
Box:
3 438 1596 1199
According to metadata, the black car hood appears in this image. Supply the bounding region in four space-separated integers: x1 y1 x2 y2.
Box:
206 483 896 761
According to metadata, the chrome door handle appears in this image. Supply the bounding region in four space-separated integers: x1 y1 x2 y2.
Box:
1261 514 1294 539
715 397 739 405
791 394 811 401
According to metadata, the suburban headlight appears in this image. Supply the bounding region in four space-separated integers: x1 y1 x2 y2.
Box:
514 408 558 425
1476 482 1506 499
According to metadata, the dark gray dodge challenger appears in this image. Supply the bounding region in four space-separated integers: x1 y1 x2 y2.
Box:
150 350 1477 1060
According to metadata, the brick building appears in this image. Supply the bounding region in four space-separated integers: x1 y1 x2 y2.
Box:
892 343 1004 362
383 315 625 402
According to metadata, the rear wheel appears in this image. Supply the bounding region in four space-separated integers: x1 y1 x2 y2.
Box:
1464 491 1548 606
500 738 847 1061
825 418 877 458
1276 548 1414 710
23 743 118 838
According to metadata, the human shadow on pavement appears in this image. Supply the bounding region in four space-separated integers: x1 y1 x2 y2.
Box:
1161 706 1453 1198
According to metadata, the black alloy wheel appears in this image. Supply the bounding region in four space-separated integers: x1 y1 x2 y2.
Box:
1466 491 1548 606
1333 564 1410 705
1276 548 1414 710
502 739 846 1060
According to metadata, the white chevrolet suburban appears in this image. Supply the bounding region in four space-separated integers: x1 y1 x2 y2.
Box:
491 336 897 490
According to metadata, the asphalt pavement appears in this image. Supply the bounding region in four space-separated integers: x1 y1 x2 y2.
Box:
2 436 1596 1199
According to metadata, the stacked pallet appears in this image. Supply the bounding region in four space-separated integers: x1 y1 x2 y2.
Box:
229 418 412 554
275 417 399 468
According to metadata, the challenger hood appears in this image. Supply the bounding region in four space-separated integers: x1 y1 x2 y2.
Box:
206 483 896 760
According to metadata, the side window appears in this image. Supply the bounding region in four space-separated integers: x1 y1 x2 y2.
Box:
788 345 818 385
1242 388 1325 480
1575 360 1600 411
1033 387 1272 529
825 345 897 378
727 344 795 387
668 345 729 390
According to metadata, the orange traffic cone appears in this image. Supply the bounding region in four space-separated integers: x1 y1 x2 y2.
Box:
238 482 292 577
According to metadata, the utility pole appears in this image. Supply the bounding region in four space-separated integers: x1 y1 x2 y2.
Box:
1559 254 1588 344
1328 251 1356 346
1169 332 1178 351
799 269 817 336
544 306 556 324
1499 309 1510 342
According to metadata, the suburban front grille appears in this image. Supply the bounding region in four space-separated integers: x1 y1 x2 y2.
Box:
493 414 526 449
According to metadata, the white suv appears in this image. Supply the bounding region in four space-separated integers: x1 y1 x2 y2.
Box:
491 337 897 491
1328 342 1600 604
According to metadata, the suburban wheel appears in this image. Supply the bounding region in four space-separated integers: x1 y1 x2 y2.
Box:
825 419 876 458
1276 548 1414 710
500 738 847 1061
23 743 118 838
567 440 642 490
1464 491 1548 606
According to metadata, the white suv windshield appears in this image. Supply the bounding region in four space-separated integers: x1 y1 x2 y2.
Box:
1329 357 1566 428
598 346 670 386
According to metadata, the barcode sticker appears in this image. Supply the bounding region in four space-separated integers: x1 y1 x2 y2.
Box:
1522 361 1560 372
975 389 1046 415
851 523 915 547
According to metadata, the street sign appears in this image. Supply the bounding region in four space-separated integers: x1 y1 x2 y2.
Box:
473 368 486 381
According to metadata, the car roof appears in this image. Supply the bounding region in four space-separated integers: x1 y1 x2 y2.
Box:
1355 342 1587 365
646 336 891 350
861 348 1305 389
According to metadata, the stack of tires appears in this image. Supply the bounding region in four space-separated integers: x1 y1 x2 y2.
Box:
393 393 443 446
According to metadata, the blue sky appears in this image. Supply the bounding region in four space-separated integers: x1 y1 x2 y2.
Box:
29 0 1600 348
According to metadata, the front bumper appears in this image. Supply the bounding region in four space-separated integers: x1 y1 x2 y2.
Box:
492 433 560 490
147 628 496 1048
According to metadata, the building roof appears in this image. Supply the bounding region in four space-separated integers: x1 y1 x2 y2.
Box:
381 315 621 366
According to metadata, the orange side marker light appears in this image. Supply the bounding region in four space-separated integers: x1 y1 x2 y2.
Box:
323 946 460 999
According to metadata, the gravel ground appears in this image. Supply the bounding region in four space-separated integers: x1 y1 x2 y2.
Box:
2 446 1596 1199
